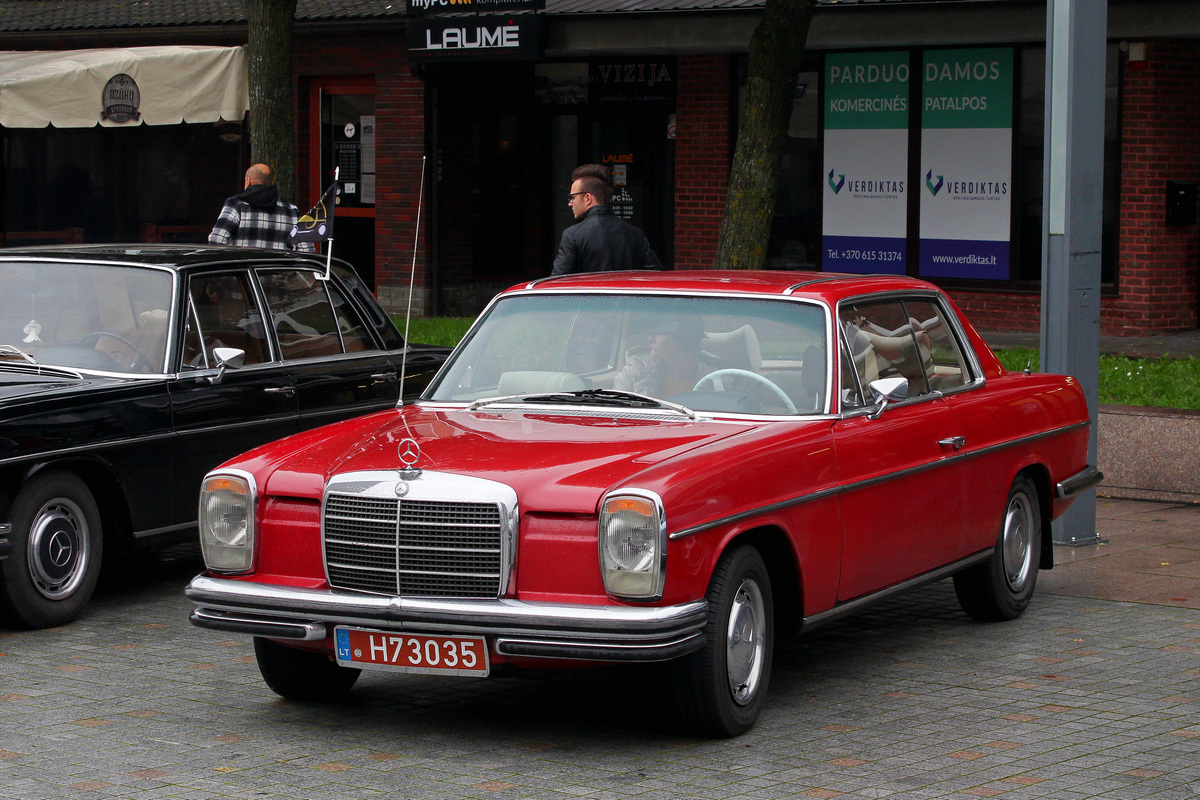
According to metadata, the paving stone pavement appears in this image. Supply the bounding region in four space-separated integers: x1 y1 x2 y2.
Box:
2 501 1199 800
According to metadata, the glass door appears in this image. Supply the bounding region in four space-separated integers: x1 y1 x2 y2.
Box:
308 78 376 289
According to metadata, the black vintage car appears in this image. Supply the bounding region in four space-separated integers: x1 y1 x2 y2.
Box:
0 245 449 628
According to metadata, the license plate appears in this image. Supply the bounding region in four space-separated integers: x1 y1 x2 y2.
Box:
334 627 490 677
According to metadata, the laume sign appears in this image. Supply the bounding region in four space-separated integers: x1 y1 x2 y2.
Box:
407 15 542 62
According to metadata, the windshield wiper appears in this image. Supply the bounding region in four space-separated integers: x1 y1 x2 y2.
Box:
0 344 37 364
468 388 696 419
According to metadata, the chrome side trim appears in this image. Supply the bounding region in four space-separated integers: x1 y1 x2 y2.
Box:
132 521 195 539
669 420 1092 541
670 485 844 540
964 419 1091 460
186 574 708 646
1057 465 1104 499
800 549 993 633
0 429 176 468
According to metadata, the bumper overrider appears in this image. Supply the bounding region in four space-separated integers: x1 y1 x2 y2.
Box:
186 575 709 663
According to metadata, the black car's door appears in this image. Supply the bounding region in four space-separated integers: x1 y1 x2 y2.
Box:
169 270 299 522
255 267 401 431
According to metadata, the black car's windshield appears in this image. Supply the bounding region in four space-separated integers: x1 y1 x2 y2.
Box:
0 261 173 374
427 293 830 416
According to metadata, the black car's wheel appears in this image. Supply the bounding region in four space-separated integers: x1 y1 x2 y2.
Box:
0 472 103 629
954 474 1041 622
254 637 361 702
668 544 773 737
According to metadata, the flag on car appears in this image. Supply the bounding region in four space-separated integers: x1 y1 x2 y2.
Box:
288 180 337 246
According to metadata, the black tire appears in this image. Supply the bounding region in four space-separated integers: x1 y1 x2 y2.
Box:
954 474 1041 622
667 544 773 737
0 472 103 629
254 637 361 702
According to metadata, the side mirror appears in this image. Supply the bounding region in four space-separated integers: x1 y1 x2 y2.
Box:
867 376 908 419
206 347 246 385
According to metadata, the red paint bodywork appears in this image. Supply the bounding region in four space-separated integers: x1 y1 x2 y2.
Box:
202 271 1094 665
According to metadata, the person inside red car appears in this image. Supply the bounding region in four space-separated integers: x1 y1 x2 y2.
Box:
613 316 722 397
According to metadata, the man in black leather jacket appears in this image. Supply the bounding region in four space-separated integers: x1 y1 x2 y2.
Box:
551 167 662 276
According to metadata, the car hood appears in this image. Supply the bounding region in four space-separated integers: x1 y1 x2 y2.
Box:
253 404 764 514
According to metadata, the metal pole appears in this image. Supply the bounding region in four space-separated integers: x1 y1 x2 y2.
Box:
1041 0 1106 545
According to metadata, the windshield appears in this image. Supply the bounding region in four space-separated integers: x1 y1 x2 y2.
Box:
427 293 830 415
0 261 174 374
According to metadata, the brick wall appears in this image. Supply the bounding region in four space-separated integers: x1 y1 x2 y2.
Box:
293 33 429 316
674 55 731 270
1109 39 1200 335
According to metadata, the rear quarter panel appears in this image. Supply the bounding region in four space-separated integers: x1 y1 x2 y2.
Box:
943 371 1091 552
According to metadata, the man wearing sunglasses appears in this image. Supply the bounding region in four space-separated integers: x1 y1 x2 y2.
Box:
551 164 662 276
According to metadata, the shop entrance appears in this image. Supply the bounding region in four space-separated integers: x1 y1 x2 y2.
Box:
549 112 675 272
307 78 376 289
428 60 675 315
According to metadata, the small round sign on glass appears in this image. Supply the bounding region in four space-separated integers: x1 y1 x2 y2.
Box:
101 74 141 123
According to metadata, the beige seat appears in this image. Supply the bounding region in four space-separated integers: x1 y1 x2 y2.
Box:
497 370 585 395
701 325 762 371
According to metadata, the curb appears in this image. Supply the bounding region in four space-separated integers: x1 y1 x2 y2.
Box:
1097 403 1200 503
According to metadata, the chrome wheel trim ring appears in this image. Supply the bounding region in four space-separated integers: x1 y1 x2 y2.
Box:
1002 490 1036 592
27 498 91 600
725 577 766 706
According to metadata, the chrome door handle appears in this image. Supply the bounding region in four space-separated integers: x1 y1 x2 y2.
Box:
264 386 296 397
371 371 398 384
938 436 966 450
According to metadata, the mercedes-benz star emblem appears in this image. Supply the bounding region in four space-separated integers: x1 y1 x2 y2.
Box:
48 531 74 567
398 438 422 469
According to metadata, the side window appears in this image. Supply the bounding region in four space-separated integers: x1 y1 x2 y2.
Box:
257 269 370 360
183 273 269 367
902 299 972 392
840 338 868 409
839 296 973 402
328 283 376 353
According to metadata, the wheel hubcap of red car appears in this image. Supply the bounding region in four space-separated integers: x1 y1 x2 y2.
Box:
726 578 766 705
28 499 90 600
1002 491 1035 592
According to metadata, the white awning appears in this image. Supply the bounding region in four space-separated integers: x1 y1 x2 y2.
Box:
0 45 248 128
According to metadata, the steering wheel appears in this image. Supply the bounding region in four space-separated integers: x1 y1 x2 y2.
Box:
694 369 797 414
78 332 155 374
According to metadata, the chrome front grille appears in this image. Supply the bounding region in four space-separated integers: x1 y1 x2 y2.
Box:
322 472 516 599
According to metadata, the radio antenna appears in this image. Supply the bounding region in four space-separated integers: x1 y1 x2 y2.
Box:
397 155 427 406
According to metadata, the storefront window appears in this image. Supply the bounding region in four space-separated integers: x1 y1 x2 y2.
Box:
2 123 243 245
762 44 1120 286
1015 44 1120 285
763 61 823 270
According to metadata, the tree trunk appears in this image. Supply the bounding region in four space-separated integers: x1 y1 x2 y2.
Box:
714 0 815 270
245 0 298 204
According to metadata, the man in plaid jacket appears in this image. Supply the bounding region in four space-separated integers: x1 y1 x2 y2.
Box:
209 164 314 252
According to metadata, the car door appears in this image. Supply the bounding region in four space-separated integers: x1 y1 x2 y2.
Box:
169 269 299 522
255 267 400 431
832 296 967 601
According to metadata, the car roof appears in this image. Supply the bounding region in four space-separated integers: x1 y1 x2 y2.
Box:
513 270 946 305
0 243 333 272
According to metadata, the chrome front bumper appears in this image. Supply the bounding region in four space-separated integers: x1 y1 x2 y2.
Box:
186 575 708 663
